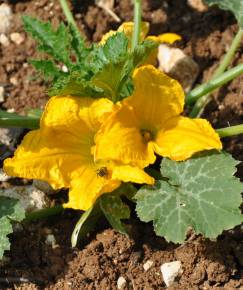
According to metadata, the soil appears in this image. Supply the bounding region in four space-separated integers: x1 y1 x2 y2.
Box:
0 0 243 289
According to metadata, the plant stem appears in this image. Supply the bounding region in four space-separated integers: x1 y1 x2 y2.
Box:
188 28 243 117
71 207 93 247
24 205 64 222
132 0 142 51
59 0 80 33
0 110 40 129
186 63 243 117
214 28 243 77
216 124 243 138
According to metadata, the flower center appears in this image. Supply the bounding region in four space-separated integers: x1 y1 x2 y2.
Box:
141 129 153 143
96 166 108 178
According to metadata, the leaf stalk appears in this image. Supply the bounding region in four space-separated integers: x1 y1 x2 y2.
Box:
132 0 142 50
189 28 243 117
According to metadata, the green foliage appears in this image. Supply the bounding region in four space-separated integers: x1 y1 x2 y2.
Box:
0 197 25 258
135 151 243 243
100 194 130 235
23 16 72 65
23 16 158 102
204 0 243 28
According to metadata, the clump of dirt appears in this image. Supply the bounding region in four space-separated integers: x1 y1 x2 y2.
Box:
0 0 243 289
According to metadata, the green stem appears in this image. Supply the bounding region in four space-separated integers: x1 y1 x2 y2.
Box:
186 63 243 117
59 0 80 33
24 205 64 222
216 124 243 138
188 28 243 117
0 110 40 129
71 207 93 247
214 28 243 77
132 0 142 51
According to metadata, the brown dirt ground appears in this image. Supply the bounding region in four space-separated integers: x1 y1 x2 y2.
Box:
0 0 243 289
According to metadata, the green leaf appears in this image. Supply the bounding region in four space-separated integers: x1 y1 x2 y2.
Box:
69 24 90 63
48 71 103 97
133 39 158 67
0 197 25 259
135 151 243 243
23 16 72 66
89 32 129 73
30 60 63 81
204 0 243 28
100 193 130 235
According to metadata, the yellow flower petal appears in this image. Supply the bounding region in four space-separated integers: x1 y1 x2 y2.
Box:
125 65 185 130
147 33 181 45
117 21 149 42
4 96 116 190
112 165 154 185
95 104 156 168
99 21 149 46
64 166 121 210
154 116 222 161
3 129 88 189
42 96 115 133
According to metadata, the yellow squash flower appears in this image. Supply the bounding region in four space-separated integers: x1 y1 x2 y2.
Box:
100 22 181 65
4 96 154 210
94 65 222 167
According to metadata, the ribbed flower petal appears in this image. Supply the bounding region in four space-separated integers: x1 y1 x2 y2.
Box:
4 96 116 190
95 104 156 168
112 165 154 185
64 166 121 210
125 65 185 129
154 116 222 161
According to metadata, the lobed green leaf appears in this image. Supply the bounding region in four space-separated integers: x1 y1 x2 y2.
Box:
100 193 130 235
135 151 243 243
0 197 25 259
23 16 72 66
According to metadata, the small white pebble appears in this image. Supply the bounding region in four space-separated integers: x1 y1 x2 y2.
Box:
0 169 10 182
0 86 5 102
45 234 57 248
187 0 208 12
0 4 12 34
0 33 10 46
117 276 126 289
158 45 199 93
10 32 24 45
143 260 153 271
7 108 15 113
161 261 183 287
10 77 18 86
61 65 68 73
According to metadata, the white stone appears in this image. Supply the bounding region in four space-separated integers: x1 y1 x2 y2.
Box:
61 65 68 73
0 128 11 145
0 185 51 213
117 276 126 289
158 44 199 93
187 0 208 12
0 33 10 46
10 77 18 86
10 32 25 45
143 260 153 271
0 86 4 102
0 169 10 182
0 4 12 34
45 234 59 249
160 261 183 287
